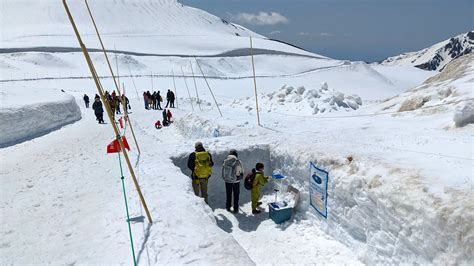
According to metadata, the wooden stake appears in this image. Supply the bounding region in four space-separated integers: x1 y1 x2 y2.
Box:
64 0 152 224
250 36 261 126
84 0 141 155
180 66 194 111
194 56 222 117
171 69 178 108
189 61 202 111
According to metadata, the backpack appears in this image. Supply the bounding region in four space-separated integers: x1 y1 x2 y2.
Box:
222 158 238 182
194 151 212 178
244 170 256 190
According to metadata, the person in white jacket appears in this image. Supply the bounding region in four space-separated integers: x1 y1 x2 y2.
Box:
222 149 244 213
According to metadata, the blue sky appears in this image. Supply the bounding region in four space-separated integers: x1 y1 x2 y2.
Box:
180 0 473 62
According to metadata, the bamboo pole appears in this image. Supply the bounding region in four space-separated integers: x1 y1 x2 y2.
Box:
171 69 178 108
84 0 141 154
180 66 194 111
115 47 120 91
189 62 202 111
193 56 222 117
250 36 261 126
64 0 152 224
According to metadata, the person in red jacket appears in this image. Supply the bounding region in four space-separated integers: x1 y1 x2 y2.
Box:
167 109 173 123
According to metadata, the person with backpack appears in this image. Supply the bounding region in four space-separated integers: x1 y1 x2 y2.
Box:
222 149 244 213
247 162 268 214
83 94 90 108
187 142 214 204
92 96 105 124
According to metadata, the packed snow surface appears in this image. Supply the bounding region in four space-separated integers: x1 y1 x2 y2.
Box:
0 89 81 148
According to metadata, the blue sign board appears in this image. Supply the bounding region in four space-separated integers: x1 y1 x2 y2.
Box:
309 162 328 218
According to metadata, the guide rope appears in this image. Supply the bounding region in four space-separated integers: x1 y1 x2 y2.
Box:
117 135 137 266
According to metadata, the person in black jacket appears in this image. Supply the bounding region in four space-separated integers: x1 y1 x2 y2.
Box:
170 91 175 108
187 142 214 203
83 94 90 108
92 97 105 124
166 89 172 108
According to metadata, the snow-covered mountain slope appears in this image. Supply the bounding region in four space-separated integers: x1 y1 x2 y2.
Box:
380 53 474 127
382 31 473 71
0 0 314 57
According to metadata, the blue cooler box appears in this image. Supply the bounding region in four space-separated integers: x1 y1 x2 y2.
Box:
269 202 293 224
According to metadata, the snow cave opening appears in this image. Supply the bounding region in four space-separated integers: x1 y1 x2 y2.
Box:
171 145 274 213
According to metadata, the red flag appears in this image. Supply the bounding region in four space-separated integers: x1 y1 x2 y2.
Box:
121 136 130 151
106 136 131 154
107 140 119 153
118 117 124 129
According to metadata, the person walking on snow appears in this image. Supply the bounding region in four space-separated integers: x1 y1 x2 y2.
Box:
83 94 90 108
166 89 172 108
157 91 163 110
143 92 148 110
170 90 176 108
92 96 105 124
251 162 268 214
187 142 214 204
222 149 244 213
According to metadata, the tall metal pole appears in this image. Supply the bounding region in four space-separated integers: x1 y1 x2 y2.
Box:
180 66 194 111
127 68 141 100
84 0 141 154
65 0 152 224
189 61 202 111
171 69 178 108
250 36 261 126
194 57 222 117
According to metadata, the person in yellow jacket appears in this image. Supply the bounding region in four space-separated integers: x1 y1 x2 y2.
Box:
187 141 214 204
252 162 268 214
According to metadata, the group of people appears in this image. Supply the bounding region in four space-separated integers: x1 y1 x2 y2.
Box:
84 91 130 124
143 89 175 110
155 108 173 129
187 142 269 215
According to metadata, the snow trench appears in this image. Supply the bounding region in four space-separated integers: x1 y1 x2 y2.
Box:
0 95 81 148
171 145 273 211
171 133 472 264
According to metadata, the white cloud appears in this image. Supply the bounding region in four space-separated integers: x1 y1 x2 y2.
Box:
299 32 311 36
234 12 289 26
269 30 282 35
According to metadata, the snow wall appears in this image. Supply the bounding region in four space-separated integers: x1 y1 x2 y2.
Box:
171 145 273 211
0 95 81 148
173 114 473 265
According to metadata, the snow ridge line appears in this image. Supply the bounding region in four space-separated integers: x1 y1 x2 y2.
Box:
0 63 345 83
269 98 474 120
0 46 321 59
